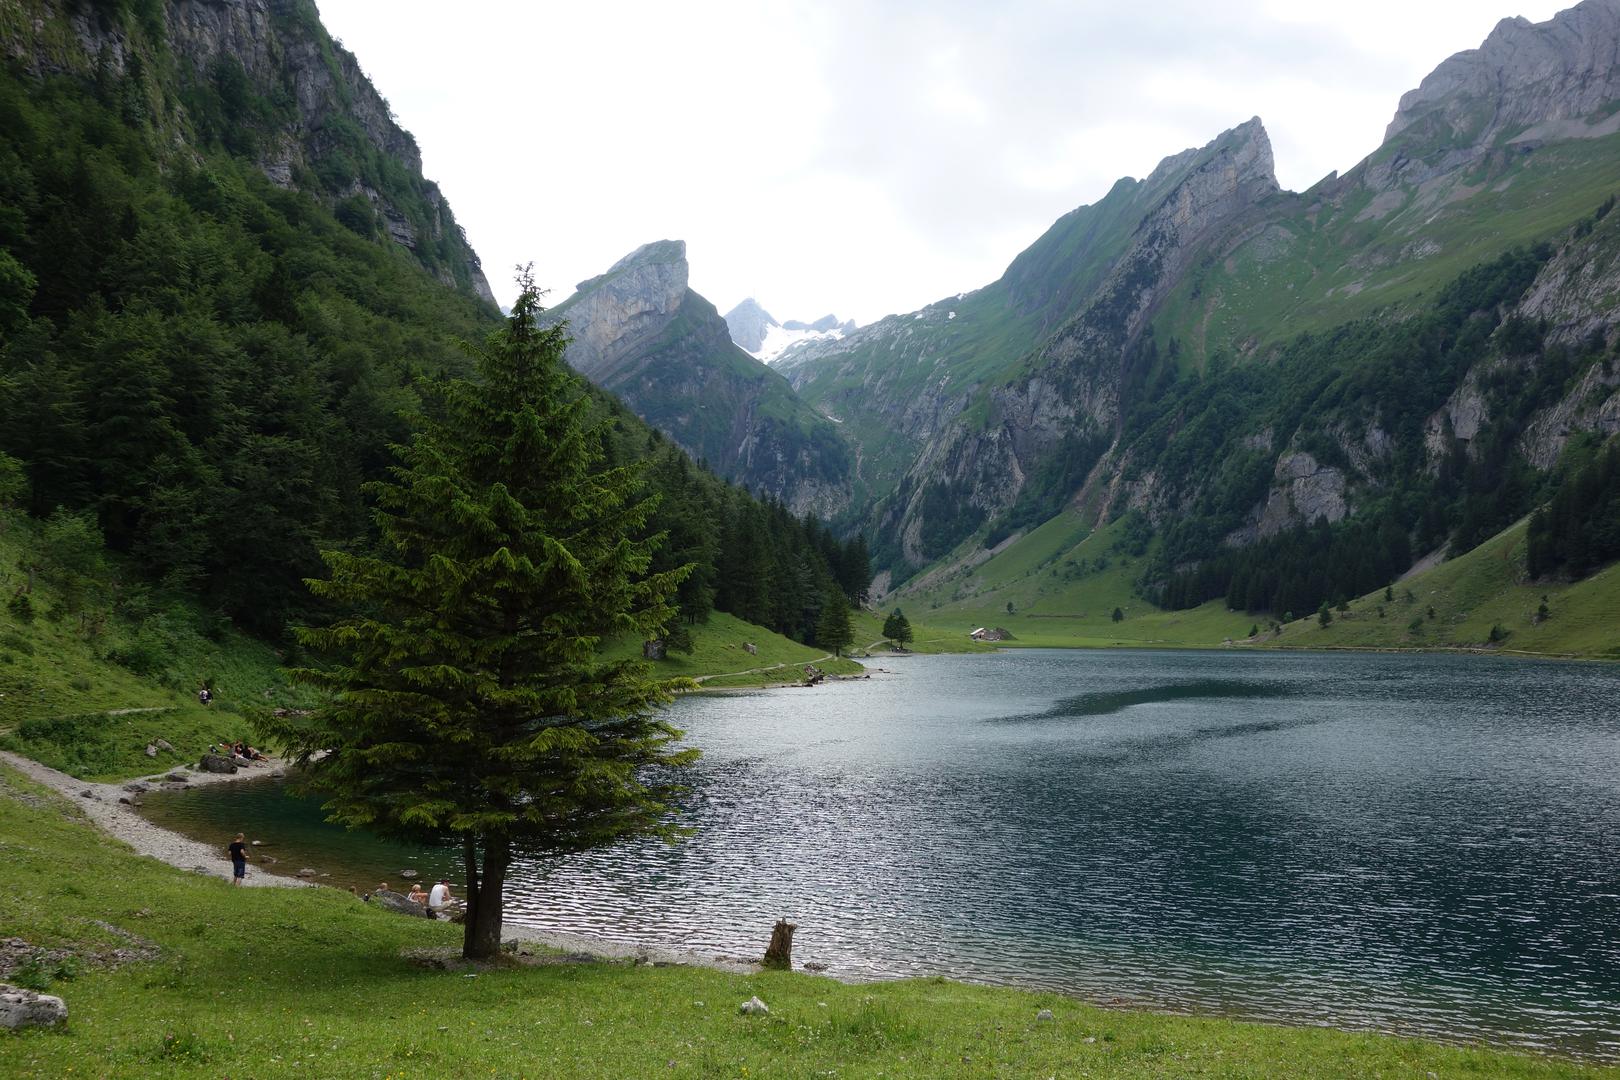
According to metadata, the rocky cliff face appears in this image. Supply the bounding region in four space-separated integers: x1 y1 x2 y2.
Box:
547 242 853 516
1386 0 1620 150
5 0 494 305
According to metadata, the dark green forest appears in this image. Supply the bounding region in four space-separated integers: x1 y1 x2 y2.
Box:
0 43 868 653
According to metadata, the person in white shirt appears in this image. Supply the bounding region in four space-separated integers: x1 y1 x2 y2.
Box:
428 880 452 911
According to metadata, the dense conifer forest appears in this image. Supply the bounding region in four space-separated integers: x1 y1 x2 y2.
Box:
0 45 868 654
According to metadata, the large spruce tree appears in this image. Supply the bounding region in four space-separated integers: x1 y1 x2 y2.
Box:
266 279 697 958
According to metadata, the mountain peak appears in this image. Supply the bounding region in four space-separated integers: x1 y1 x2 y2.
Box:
1385 0 1620 147
724 298 779 353
1141 116 1276 196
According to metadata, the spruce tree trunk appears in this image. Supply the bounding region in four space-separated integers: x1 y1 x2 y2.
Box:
463 837 510 959
461 836 480 958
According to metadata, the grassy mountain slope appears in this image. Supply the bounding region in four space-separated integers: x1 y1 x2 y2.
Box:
1156 133 1620 369
1274 517 1620 658
892 514 1252 649
1 767 1608 1079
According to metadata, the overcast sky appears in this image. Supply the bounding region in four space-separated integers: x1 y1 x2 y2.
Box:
315 0 1570 325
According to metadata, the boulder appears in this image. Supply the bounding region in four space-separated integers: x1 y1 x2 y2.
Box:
199 754 237 774
154 738 174 753
1036 1008 1055 1023
0 985 67 1029
163 772 189 783
122 782 149 794
296 867 317 878
370 890 433 918
143 744 158 758
739 996 769 1016
398 869 418 879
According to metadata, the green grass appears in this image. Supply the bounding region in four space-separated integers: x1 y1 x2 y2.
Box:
0 764 1612 1078
606 611 868 689
892 514 1253 650
1269 517 1620 658
0 520 308 779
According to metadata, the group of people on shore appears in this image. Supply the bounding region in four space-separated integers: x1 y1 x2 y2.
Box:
226 835 459 917
374 879 460 918
212 739 269 767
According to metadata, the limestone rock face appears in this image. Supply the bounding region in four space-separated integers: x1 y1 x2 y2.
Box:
1386 1 1620 148
561 241 692 384
0 985 67 1029
1226 452 1348 546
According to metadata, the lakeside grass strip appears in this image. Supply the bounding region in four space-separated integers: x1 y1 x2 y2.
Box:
0 764 1613 1079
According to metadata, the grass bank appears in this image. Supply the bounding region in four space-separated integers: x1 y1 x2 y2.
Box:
0 764 1611 1079
1264 518 1620 658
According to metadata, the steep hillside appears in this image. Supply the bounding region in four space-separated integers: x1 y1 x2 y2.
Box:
781 1 1620 623
3 0 494 301
547 241 853 516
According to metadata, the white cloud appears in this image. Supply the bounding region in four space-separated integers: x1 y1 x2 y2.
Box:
313 0 1572 324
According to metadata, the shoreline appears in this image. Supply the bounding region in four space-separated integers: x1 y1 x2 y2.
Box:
0 749 310 889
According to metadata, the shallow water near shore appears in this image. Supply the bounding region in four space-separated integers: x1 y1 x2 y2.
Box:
141 648 1620 1057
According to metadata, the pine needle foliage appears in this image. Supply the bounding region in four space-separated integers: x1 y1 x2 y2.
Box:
265 278 698 957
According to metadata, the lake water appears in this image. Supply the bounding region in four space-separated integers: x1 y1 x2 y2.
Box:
141 649 1620 1057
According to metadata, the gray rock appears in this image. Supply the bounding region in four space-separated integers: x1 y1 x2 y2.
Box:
199 754 237 775
369 890 433 918
154 738 174 753
122 782 149 794
144 744 158 758
296 868 317 878
1036 1008 1055 1023
163 772 189 783
0 985 67 1029
399 869 418 879
739 995 769 1016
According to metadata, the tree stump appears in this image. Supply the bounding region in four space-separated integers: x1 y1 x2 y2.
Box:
761 919 796 969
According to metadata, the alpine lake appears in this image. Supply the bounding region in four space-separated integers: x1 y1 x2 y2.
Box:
140 648 1620 1059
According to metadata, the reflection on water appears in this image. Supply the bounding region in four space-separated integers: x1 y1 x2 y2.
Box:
143 649 1620 1057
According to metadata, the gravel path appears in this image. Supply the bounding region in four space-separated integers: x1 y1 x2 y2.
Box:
0 750 309 888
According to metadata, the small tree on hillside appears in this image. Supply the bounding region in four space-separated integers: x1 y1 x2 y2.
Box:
881 607 913 648
264 278 697 960
816 586 854 657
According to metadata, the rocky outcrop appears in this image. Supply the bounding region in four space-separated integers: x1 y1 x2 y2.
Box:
3 0 494 305
1386 1 1620 149
1226 452 1349 546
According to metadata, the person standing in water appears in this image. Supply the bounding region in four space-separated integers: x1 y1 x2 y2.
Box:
227 832 249 885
